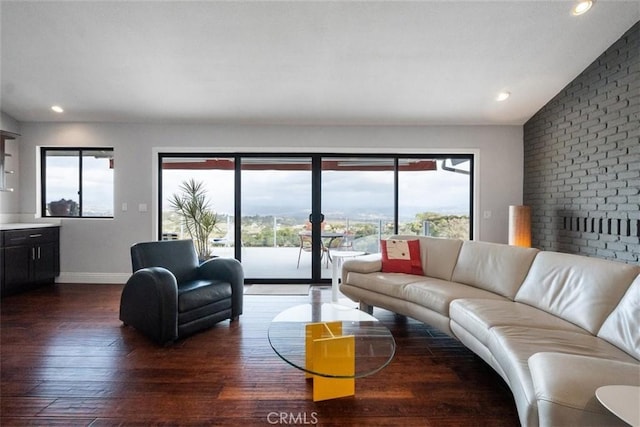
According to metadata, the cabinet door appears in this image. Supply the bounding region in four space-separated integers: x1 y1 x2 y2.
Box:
3 245 32 291
33 242 59 283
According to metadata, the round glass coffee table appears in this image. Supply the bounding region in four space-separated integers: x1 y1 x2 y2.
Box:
268 303 396 401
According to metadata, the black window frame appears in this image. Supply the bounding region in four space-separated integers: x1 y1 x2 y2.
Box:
40 147 115 219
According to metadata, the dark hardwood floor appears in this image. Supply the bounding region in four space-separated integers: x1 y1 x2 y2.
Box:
1 283 519 426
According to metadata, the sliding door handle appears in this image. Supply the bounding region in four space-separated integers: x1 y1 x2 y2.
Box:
308 213 325 224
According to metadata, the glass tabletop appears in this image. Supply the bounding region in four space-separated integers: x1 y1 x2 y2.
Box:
268 303 396 379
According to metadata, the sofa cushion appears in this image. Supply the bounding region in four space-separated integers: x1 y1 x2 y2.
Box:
598 274 640 360
394 235 463 280
489 326 637 372
451 240 539 299
343 271 425 299
404 281 506 317
381 238 422 274
529 352 640 427
131 239 200 283
515 252 640 335
450 299 590 346
178 280 232 312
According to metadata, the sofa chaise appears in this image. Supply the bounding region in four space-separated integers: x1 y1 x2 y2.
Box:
339 235 640 427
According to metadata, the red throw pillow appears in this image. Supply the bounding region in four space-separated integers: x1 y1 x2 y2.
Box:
380 239 423 275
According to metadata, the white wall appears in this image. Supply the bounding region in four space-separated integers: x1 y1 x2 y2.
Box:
13 122 523 283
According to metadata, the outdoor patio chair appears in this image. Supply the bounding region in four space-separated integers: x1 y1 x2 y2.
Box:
323 235 344 266
296 233 326 268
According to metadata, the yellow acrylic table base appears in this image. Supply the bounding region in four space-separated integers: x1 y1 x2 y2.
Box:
305 321 355 401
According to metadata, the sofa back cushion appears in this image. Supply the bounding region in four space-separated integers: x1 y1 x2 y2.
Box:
598 274 640 360
515 252 639 335
394 235 463 281
450 240 539 299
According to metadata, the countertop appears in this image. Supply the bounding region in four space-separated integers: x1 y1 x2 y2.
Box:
0 223 60 231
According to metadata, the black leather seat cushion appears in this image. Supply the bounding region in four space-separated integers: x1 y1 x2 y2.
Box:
178 280 232 312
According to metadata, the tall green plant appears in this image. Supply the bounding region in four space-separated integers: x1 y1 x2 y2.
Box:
169 179 218 260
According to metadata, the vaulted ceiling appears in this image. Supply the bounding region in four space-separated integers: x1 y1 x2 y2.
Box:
1 1 638 125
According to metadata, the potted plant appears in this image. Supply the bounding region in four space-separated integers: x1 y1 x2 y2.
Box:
169 179 218 261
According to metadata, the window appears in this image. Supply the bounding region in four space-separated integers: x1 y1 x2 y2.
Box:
398 157 472 239
41 148 114 218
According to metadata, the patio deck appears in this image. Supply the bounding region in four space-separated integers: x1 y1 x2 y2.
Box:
212 246 367 281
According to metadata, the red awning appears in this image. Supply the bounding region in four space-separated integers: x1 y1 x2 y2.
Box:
162 158 437 171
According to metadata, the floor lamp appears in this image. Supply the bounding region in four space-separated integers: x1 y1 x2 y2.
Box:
509 205 531 248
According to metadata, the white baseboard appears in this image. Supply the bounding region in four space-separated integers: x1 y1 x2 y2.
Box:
57 272 130 284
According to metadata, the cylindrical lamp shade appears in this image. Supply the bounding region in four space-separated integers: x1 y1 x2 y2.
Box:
509 205 531 248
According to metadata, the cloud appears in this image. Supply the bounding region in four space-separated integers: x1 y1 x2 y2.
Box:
162 163 470 220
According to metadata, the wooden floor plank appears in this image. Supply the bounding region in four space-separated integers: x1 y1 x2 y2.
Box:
1 283 518 425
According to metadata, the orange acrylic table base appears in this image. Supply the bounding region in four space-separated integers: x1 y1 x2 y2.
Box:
305 321 355 401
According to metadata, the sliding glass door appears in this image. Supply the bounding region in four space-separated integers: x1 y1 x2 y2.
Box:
240 157 314 280
160 156 236 258
397 157 471 239
159 153 473 284
321 157 395 255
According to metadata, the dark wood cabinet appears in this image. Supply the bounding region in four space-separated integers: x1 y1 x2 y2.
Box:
1 226 60 296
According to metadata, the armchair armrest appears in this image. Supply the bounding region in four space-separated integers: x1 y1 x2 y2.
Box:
119 267 179 345
198 257 244 318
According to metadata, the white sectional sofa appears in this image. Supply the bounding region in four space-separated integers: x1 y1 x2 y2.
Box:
339 236 640 427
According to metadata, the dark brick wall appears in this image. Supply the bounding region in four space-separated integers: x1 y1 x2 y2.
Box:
523 21 639 264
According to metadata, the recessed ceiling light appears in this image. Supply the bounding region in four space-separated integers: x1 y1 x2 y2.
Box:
496 91 511 102
572 1 593 16
51 105 64 113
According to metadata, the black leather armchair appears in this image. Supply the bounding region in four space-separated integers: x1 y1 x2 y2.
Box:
119 239 243 345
